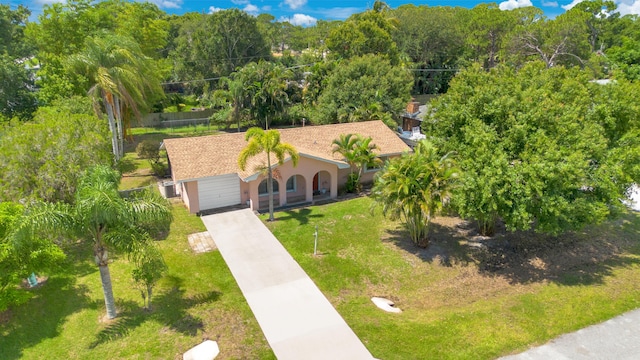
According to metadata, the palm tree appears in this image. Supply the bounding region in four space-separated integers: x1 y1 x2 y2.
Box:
238 128 299 221
73 165 172 318
68 33 163 161
241 61 292 130
371 140 458 246
332 134 381 192
353 136 383 180
0 202 67 297
212 76 248 132
332 133 360 171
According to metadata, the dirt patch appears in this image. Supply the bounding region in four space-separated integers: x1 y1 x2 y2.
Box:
383 213 640 288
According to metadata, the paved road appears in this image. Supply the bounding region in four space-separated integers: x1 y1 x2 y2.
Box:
499 308 640 360
201 209 374 360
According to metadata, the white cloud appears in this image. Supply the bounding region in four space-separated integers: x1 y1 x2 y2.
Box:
231 0 250 4
499 0 533 10
617 0 640 15
262 5 272 11
542 0 559 7
280 13 317 26
561 0 584 10
284 0 307 10
146 0 182 9
243 4 259 15
208 6 224 13
314 7 362 20
34 0 64 4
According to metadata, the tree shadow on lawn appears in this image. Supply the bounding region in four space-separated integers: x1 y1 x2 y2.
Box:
383 214 640 286
277 208 324 225
0 276 96 360
89 276 221 349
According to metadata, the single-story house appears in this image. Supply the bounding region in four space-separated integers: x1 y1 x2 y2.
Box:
163 120 411 214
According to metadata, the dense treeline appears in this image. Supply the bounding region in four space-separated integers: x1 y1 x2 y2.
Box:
3 0 640 125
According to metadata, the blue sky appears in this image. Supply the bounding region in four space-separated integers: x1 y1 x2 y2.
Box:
10 0 640 25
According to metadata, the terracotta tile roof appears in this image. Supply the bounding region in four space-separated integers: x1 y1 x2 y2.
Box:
164 120 410 182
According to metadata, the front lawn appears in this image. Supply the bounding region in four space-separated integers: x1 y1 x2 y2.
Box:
264 197 640 359
0 202 274 360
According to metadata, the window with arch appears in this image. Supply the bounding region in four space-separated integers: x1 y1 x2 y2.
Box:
258 179 279 195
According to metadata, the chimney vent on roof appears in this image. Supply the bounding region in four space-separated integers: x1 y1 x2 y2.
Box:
406 101 420 114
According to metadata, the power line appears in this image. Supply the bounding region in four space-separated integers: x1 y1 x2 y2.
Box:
162 63 315 85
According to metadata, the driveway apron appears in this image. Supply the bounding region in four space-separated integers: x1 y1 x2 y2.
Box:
201 209 374 360
499 308 640 360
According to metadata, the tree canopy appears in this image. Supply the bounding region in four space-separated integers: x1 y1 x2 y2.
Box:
0 100 111 203
315 54 412 126
425 62 640 235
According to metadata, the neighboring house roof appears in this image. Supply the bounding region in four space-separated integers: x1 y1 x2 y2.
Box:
164 120 410 182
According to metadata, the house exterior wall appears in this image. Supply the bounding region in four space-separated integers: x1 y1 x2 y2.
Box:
240 180 251 208
182 181 199 214
247 156 339 210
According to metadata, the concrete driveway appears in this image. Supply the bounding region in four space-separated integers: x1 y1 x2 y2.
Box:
201 209 374 360
499 308 640 359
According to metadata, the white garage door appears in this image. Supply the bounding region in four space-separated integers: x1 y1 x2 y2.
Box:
198 174 241 211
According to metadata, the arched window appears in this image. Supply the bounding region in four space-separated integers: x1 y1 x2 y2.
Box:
286 176 296 192
258 179 279 195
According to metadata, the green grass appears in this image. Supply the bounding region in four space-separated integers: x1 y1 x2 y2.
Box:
118 126 220 191
130 124 218 137
264 197 640 359
0 202 274 360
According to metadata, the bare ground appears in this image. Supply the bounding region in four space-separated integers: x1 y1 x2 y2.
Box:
377 213 640 310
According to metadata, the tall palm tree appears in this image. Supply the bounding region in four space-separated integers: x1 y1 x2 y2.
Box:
238 128 299 221
241 61 292 130
68 33 163 161
371 140 458 246
73 165 172 318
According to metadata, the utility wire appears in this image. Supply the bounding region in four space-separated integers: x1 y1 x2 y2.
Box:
162 63 316 85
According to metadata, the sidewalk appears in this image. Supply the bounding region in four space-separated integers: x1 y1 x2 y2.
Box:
201 209 374 360
499 308 640 359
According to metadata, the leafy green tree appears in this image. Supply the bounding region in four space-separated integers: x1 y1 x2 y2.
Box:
0 54 36 120
392 5 465 93
316 54 412 125
238 128 299 221
326 1 399 64
426 62 637 235
510 9 591 68
72 165 172 319
238 61 293 129
211 76 249 131
570 0 619 52
169 9 270 85
0 202 67 311
0 5 36 120
332 134 381 192
371 140 458 246
131 243 166 311
68 33 163 160
0 103 111 203
0 4 32 57
607 36 640 80
464 3 515 69
108 1 169 58
136 140 166 176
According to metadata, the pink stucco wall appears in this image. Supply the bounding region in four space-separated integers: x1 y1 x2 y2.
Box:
182 181 199 214
246 155 340 210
